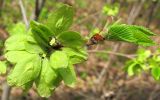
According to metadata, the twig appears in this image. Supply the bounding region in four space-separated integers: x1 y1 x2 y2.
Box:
1 1 29 100
94 44 121 91
18 0 29 28
1 82 11 100
148 85 160 100
34 0 46 21
88 50 135 59
0 55 6 61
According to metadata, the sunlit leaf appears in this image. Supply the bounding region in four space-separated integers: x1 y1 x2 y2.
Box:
7 54 41 87
57 31 84 48
151 67 160 80
46 4 74 35
62 47 87 64
50 51 69 69
58 63 76 87
0 61 7 74
36 58 61 97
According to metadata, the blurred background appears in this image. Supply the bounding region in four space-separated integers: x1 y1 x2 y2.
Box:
1 0 160 100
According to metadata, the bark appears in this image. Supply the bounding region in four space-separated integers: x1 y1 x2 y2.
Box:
1 82 11 100
127 0 146 25
0 0 4 10
34 0 46 21
146 1 158 27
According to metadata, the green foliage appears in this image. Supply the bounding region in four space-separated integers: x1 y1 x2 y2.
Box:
62 47 87 64
50 51 69 69
0 40 3 48
7 54 41 88
124 48 160 81
7 22 26 36
4 4 87 97
46 4 74 35
106 24 156 46
75 0 87 8
30 20 53 48
35 58 59 97
58 63 76 87
102 3 120 16
124 49 151 76
1 3 157 98
0 61 7 74
57 31 85 48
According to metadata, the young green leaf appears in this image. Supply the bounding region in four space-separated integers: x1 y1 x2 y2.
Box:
58 63 76 87
7 22 26 36
36 58 61 97
62 47 88 64
107 24 155 46
5 51 31 64
21 81 33 90
124 61 143 76
151 67 160 80
133 30 155 46
137 49 151 62
128 25 156 36
30 21 51 48
107 24 137 42
0 61 7 74
7 54 41 87
25 42 45 54
57 31 85 48
5 34 27 51
46 4 74 35
50 51 69 69
30 21 53 43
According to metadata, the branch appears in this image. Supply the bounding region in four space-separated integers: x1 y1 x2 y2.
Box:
34 0 46 20
18 0 29 28
0 55 5 61
1 82 11 100
88 50 135 59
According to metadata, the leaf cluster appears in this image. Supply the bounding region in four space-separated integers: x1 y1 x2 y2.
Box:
124 48 160 81
4 4 87 97
106 23 156 46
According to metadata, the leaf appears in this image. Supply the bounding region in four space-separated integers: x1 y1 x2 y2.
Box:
133 30 155 46
5 34 27 51
151 67 160 80
5 51 31 64
21 81 33 90
58 63 76 87
46 4 74 35
102 3 119 16
7 54 41 87
30 21 51 48
124 61 143 76
0 61 7 74
128 25 156 36
36 58 61 97
107 24 137 42
62 47 88 64
50 51 69 69
57 31 84 48
25 42 44 54
7 22 26 36
137 49 151 62
107 24 155 46
30 21 54 44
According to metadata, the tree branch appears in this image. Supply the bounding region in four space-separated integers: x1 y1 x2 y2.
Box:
34 0 46 21
88 50 135 59
0 56 5 61
1 82 11 100
18 0 29 28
